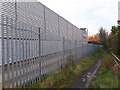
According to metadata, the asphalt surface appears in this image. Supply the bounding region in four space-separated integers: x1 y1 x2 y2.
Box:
68 52 106 88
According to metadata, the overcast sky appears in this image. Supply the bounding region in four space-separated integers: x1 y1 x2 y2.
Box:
37 0 119 36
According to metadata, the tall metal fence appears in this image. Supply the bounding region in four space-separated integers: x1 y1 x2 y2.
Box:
0 16 103 88
0 1 88 42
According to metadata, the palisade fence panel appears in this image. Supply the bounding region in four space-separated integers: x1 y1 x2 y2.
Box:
1 15 41 88
1 15 103 88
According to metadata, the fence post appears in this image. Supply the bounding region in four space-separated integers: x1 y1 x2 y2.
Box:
22 23 25 87
6 17 10 88
35 28 38 81
1 15 5 89
18 22 22 86
28 25 31 85
62 37 65 69
25 23 28 85
30 26 34 85
10 18 14 87
82 42 84 58
75 40 77 61
38 27 41 80
89 44 91 56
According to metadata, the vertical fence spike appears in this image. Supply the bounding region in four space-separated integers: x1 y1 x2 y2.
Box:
62 37 65 69
25 23 28 85
6 17 10 88
22 22 25 88
15 19 19 86
2 15 5 88
28 25 31 85
10 18 14 87
19 21 22 86
75 40 77 61
38 27 41 80
31 26 34 84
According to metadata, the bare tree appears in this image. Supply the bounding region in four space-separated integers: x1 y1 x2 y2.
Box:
98 27 108 46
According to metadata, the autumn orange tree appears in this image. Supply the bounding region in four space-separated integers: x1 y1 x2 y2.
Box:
88 34 100 44
88 27 108 48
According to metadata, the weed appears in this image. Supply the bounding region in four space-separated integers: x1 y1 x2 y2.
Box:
92 53 119 88
26 50 104 88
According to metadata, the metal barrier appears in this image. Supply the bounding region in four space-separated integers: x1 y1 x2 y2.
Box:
0 16 103 88
0 1 88 42
111 52 120 68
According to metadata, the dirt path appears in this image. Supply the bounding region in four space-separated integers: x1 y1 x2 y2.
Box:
68 51 106 88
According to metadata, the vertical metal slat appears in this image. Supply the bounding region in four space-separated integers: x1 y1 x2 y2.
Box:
33 29 35 81
25 23 28 85
15 20 18 86
31 26 34 84
10 18 14 87
28 25 31 84
62 37 65 69
38 28 41 80
2 15 5 88
22 23 25 87
6 17 10 88
19 22 22 86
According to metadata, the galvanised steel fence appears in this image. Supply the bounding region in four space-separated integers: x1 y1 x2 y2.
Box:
1 16 103 88
0 1 88 42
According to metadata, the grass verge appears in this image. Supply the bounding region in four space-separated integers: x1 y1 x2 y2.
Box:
92 52 119 88
27 50 104 88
